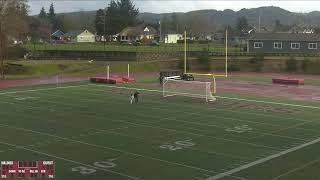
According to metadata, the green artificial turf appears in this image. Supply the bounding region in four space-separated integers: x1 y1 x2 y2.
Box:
0 82 319 180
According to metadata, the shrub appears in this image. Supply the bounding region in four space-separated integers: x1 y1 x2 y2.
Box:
7 45 28 59
286 56 297 72
301 58 309 73
178 56 190 71
4 63 29 75
250 52 264 72
197 48 210 71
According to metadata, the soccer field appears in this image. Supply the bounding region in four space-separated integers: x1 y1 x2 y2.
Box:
0 82 320 180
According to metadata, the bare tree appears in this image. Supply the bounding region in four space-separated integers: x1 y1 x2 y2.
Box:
0 0 29 79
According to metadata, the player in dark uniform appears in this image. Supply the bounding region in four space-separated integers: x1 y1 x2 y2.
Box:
133 91 140 104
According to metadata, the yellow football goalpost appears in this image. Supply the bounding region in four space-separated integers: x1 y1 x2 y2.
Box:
183 29 228 95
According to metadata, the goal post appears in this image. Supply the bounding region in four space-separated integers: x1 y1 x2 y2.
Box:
162 76 216 102
183 29 228 78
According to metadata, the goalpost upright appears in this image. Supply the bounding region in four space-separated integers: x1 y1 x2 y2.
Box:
183 29 228 95
162 29 228 101
106 64 131 79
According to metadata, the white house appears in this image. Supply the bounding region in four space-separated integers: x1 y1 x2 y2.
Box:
76 30 95 43
118 25 157 42
164 34 182 43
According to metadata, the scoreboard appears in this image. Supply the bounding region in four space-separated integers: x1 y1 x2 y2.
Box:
1 161 55 179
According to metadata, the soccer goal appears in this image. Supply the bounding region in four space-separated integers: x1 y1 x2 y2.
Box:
162 76 216 102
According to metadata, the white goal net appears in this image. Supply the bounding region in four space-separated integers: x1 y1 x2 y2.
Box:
162 76 216 102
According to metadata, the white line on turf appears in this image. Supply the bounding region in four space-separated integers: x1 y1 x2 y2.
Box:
89 84 320 110
0 95 284 151
0 96 256 162
0 84 89 95
250 121 313 140
29 87 319 139
3 83 317 134
85 84 320 126
205 136 320 180
0 123 219 174
0 140 144 180
1 83 319 110
93 127 251 160
271 157 320 180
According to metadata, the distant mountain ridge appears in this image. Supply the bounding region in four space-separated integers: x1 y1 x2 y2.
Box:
54 6 320 33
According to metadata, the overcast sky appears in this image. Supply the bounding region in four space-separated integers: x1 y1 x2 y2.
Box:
28 0 320 15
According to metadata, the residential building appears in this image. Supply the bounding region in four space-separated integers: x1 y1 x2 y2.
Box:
247 33 320 53
51 30 65 40
118 25 157 42
76 30 95 43
164 33 182 43
63 30 95 43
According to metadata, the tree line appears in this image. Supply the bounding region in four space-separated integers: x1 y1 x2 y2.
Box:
95 0 139 36
0 0 29 78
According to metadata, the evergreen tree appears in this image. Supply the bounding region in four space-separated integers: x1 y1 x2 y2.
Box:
48 3 55 20
0 0 29 79
105 0 139 35
48 3 58 30
95 9 105 35
236 16 249 32
39 7 47 19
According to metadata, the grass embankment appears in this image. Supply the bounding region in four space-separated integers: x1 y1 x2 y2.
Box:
3 60 163 80
24 43 239 52
3 59 320 87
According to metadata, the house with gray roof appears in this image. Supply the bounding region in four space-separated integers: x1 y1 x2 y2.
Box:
51 30 65 40
247 33 320 54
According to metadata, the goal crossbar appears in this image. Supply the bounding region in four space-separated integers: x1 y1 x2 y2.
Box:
162 78 216 102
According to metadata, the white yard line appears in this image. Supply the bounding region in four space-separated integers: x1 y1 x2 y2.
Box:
205 136 320 180
271 158 320 180
0 84 89 95
1 83 317 125
0 123 218 174
17 86 315 142
90 84 320 110
1 83 319 110
0 92 283 151
250 121 313 140
0 141 144 180
215 96 320 110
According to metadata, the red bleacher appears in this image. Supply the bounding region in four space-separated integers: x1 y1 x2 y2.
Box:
90 76 135 84
272 77 304 85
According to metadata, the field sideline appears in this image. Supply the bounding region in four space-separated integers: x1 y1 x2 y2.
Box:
0 82 320 180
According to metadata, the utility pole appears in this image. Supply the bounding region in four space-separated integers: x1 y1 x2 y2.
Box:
258 15 261 33
159 20 161 43
258 9 262 33
104 8 106 51
0 21 4 79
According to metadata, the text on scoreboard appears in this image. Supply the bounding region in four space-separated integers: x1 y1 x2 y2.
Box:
1 161 55 178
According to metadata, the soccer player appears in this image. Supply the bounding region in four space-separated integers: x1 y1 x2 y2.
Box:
133 91 140 104
130 93 134 104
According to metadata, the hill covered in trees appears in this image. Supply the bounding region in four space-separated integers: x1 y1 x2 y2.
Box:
51 6 320 33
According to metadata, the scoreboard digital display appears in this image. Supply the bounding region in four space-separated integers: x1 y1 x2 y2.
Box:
1 161 55 179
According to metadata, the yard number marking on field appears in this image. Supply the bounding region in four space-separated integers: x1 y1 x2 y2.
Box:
71 159 117 175
160 139 195 151
225 125 252 133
